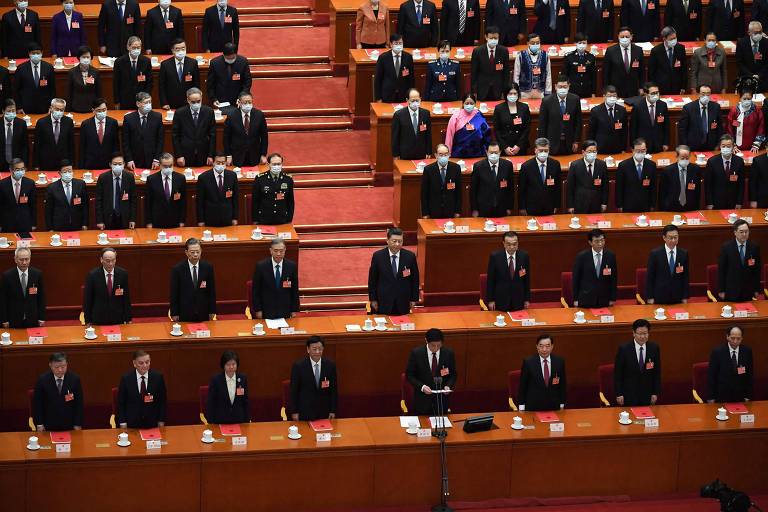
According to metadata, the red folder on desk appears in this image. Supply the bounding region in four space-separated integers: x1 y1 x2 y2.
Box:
684 211 706 221
219 424 242 436
27 327 48 337
60 233 80 240
535 412 560 423
725 403 748 414
50 431 71 444
100 325 121 335
590 308 611 316
187 323 209 333
586 215 606 224
254 226 277 235
631 407 655 419
389 315 410 325
139 428 162 440
309 419 333 431
734 303 757 312
508 310 530 320
106 230 126 238
536 216 556 225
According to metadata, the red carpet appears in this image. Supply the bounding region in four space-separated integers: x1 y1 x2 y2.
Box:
254 77 349 111
240 27 329 58
269 130 370 168
299 247 379 288
293 186 392 226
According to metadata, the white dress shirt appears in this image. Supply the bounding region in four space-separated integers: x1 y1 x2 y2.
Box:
272 258 282 280
135 370 148 393
634 340 646 363
103 267 114 287
225 373 236 404
388 249 399 271
507 250 516 270
188 260 199 281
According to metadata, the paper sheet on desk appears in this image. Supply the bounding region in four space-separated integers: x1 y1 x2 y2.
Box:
429 417 452 428
97 56 115 67
265 318 289 329
399 416 420 428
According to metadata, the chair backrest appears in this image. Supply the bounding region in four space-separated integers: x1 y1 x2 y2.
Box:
245 280 253 319
598 363 615 407
400 372 414 414
199 385 209 425
348 21 357 48
479 274 488 302
635 267 647 304
762 263 768 294
194 25 203 52
110 386 118 428
692 361 709 403
507 370 520 410
27 389 35 431
560 271 573 308
281 379 290 421
706 264 718 301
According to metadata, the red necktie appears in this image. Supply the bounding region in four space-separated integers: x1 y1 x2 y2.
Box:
431 352 438 376
244 113 250 133
508 254 515 279
543 359 550 386
490 48 495 63
140 375 147 395
97 121 104 143
107 272 113 295
164 176 171 200
218 173 224 193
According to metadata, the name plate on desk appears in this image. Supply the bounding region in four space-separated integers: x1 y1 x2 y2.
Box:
644 418 660 428
195 330 211 338
688 218 701 225
455 225 470 233
495 224 510 232
742 216 753 224
168 235 182 243
28 336 44 344
734 310 749 318
213 234 227 241
417 428 432 438
675 312 689 320
278 232 292 239
522 318 536 326
400 322 416 331
741 414 755 423
118 237 133 245
146 440 162 450
316 433 331 442
55 443 71 453
649 219 663 227
17 240 31 248
65 238 81 246
549 422 565 432
232 436 247 446
597 221 612 229
542 223 557 230
106 333 121 342
280 327 295 335
600 315 614 323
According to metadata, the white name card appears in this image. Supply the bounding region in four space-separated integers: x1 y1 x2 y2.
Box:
278 232 292 239
675 312 690 320
316 433 331 442
644 418 660 428
734 310 749 318
522 318 536 326
600 315 615 323
168 235 182 243
688 218 701 225
28 336 44 345
195 330 211 338
597 221 612 229
741 414 755 424
17 240 31 248
232 436 247 446
246 171 257 179
496 224 510 232
742 217 753 224
106 333 122 342
280 327 295 335
649 219 663 227
118 237 133 245
549 422 565 432
55 443 71 453
400 322 416 331
416 428 432 438
542 223 557 231
455 225 470 233
146 440 162 450
213 234 227 241
65 238 81 246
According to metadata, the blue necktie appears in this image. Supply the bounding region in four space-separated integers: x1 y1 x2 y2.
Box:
638 346 644 369
549 0 557 30
275 264 281 288
668 250 675 274
391 254 398 276
416 3 422 23
739 244 745 264
118 2 124 19
559 100 566 115
540 163 546 183
637 163 643 179
219 7 226 28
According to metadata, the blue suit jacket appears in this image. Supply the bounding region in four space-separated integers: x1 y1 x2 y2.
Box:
50 11 87 58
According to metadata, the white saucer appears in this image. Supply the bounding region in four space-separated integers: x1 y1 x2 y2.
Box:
721 313 734 318
671 220 685 226
27 444 40 450
116 440 131 447
156 238 169 244
287 433 302 440
252 330 265 336
635 223 649 228
574 318 587 324
483 227 496 232
37 180 47 185
97 240 109 245
654 316 667 321
716 415 729 421
201 437 214 444
569 224 581 229
0 340 13 346
413 54 422 60
251 235 263 241
50 241 62 247
0 244 10 249
494 322 506 327
511 424 524 430
406 428 418 435
527 225 539 231
170 331 183 337
443 228 456 234
83 179 94 184
362 325 375 331
84 334 98 340
202 237 214 242
375 325 387 331
618 419 633 425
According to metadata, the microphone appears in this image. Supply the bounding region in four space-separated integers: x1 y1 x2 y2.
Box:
433 376 443 390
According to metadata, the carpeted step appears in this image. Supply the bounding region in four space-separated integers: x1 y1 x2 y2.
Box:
253 77 349 113
293 171 374 187
232 0 312 9
299 294 369 311
269 130 371 170
298 246 380 288
240 26 330 62
250 63 333 78
239 13 313 27
293 186 392 227
268 115 352 130
298 229 387 247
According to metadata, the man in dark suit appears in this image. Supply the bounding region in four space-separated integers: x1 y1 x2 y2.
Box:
112 36 153 110
123 92 164 171
665 0 702 42
13 44 56 115
45 161 89 231
533 0 570 43
441 0 480 46
620 0 659 42
34 99 74 171
207 44 252 114
252 238 299 320
706 135 744 209
486 231 530 311
32 353 83 431
143 0 184 55
205 350 250 424
471 27 510 100
648 27 687 94
421 144 462 218
170 238 216 322
577 0 614 43
405 328 457 415
708 0 746 42
470 142 514 217
1 246 45 328
518 138 561 215
98 0 142 57
678 85 722 151
117 350 166 428
485 0 527 46
374 34 414 103
1 0 41 59
252 153 295 225
159 39 200 110
1 99 29 171
223 91 268 167
566 140 608 214
750 151 768 208
96 154 136 230
196 153 239 227
707 326 753 403
172 88 216 167
646 224 690 304
754 0 768 30
563 34 597 98
391 88 432 160
616 138 657 212
735 21 768 90
518 334 567 411
202 0 240 52
659 146 702 211
83 248 132 325
289 336 338 421
0 65 9 106
145 153 186 228
0 158 36 233
614 319 661 406
718 219 761 301
80 99 120 170
603 28 645 99
397 0 438 47
368 227 419 315
572 228 617 307
630 83 669 153
538 75 581 155
588 87 628 154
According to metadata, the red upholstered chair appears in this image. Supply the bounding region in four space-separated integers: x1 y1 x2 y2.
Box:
507 370 520 411
706 264 719 302
199 386 209 425
348 21 357 48
400 372 414 414
194 25 202 51
635 268 647 305
479 273 488 310
560 272 573 308
692 362 709 404
281 379 290 421
245 193 252 224
27 389 35 431
763 264 768 298
110 387 118 428
598 364 615 407
79 285 85 325
245 280 253 319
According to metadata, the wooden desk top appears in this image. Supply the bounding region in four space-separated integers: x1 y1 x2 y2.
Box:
0 54 215 71
0 2 217 19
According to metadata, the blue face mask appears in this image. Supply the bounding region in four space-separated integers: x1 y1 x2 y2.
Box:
4 112 16 121
95 111 107 121
29 54 42 64
437 155 449 166
585 152 597 163
12 170 25 180
439 52 450 62
464 104 475 113
488 153 500 164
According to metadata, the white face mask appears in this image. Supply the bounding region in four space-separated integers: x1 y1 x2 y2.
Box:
487 153 500 164
224 57 236 65
557 87 568 98
606 96 617 106
487 39 499 48
161 166 173 176
190 102 201 113
752 33 763 43
159 0 171 7
409 100 420 110
584 152 597 163
741 100 753 110
240 103 252 113
439 52 450 61
700 95 711 105
111 165 124 175
217 0 227 6
129 48 141 59
576 43 587 52
678 159 689 168
667 38 677 48
648 93 659 103
175 50 186 60
720 146 733 157
464 104 475 113
536 151 549 162
17 1 28 10
80 57 91 66
633 151 646 162
507 94 518 103
63 3 74 12
95 110 107 121
270 164 282 174
61 171 73 183
392 44 403 54
619 37 630 47
214 164 226 172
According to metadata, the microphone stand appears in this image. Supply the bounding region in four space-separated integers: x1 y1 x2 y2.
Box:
431 376 453 512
